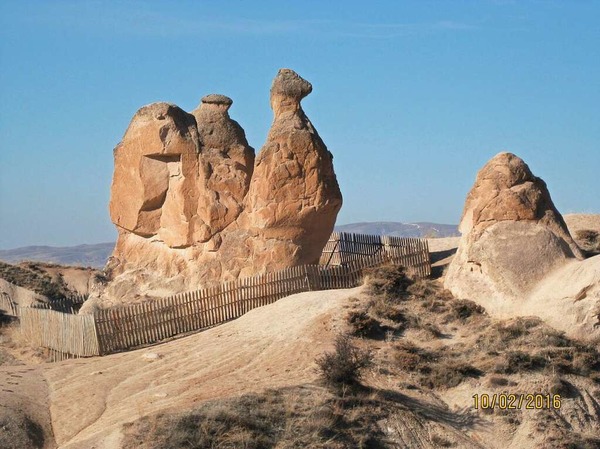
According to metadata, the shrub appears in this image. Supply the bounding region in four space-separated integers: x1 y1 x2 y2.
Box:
316 335 373 387
431 434 455 447
422 361 483 389
347 311 386 339
393 341 431 372
407 279 441 300
363 265 412 298
575 229 600 254
576 229 599 244
548 377 579 399
496 351 546 374
447 299 485 322
487 376 510 387
477 317 541 352
367 297 406 323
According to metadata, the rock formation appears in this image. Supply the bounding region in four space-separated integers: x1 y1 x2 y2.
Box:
92 69 342 307
445 152 584 306
242 69 343 270
191 94 255 241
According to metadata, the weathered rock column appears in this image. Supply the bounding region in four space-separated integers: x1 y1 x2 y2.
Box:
242 69 343 270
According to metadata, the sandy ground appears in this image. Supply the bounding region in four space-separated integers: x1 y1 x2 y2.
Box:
36 265 97 296
1 214 598 448
564 213 600 235
1 287 359 449
426 236 461 254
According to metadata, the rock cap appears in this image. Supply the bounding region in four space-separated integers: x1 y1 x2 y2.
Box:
201 94 233 106
270 68 312 100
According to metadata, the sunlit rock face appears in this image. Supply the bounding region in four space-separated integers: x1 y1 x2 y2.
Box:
242 68 343 271
92 69 342 307
444 152 583 304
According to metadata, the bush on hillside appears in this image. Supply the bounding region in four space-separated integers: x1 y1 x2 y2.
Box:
316 335 373 388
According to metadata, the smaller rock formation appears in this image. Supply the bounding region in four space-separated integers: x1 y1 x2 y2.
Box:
191 94 255 242
445 152 583 306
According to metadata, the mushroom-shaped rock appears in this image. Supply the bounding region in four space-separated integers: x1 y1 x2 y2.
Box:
243 69 343 270
445 152 584 306
191 94 255 238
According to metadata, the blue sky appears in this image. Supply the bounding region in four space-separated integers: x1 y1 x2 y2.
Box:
0 0 598 249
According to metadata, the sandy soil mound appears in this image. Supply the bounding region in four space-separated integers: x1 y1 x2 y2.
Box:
18 287 357 448
2 272 599 448
0 365 54 449
564 213 600 235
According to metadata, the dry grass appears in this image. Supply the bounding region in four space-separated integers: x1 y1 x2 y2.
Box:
474 317 600 380
0 318 48 365
353 264 600 391
0 313 19 366
575 229 600 254
0 261 71 300
121 386 389 449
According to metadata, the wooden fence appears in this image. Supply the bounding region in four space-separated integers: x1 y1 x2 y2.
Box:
31 293 89 314
320 232 431 278
93 259 380 354
0 292 19 316
19 307 99 358
16 232 431 359
0 291 88 317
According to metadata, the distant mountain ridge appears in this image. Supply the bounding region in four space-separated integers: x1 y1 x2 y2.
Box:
0 243 114 269
0 222 459 268
335 221 459 238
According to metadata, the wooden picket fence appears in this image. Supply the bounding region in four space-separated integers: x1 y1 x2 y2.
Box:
15 233 431 360
0 292 19 316
19 307 99 359
0 291 88 317
94 258 385 354
31 293 88 314
320 232 430 278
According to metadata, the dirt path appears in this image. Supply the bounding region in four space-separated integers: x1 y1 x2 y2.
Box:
37 287 358 448
0 364 56 448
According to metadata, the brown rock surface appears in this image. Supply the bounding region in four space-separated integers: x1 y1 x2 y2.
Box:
242 68 343 271
109 102 202 247
95 69 342 306
444 153 597 335
448 151 583 297
458 152 582 258
191 94 255 239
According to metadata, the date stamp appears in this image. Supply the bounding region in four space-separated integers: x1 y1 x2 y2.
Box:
472 394 561 410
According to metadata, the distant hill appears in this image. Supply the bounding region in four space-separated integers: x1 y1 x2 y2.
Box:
0 222 459 269
335 221 459 238
0 243 114 269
